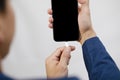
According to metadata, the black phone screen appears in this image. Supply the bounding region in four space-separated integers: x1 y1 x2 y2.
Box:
52 0 79 41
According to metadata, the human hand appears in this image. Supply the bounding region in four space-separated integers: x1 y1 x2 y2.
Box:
77 0 96 44
45 46 75 79
48 0 96 45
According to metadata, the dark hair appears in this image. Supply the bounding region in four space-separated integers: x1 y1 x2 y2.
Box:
0 0 6 12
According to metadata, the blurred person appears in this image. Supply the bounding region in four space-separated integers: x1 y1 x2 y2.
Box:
47 0 120 80
0 0 14 79
0 0 75 80
0 0 76 80
0 0 77 80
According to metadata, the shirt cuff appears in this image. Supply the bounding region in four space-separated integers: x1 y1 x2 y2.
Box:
82 37 102 51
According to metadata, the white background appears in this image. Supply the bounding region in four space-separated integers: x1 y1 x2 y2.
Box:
2 0 120 80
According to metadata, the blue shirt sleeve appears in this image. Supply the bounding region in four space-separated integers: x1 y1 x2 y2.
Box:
0 73 13 80
82 37 120 80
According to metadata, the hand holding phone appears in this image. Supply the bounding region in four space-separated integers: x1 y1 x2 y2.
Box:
50 0 96 44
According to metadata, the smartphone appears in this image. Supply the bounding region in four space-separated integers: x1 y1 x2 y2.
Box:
51 0 80 42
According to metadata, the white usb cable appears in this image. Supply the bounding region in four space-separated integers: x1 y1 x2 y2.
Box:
65 42 69 47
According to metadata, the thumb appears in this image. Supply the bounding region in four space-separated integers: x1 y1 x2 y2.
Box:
59 47 72 66
78 0 89 8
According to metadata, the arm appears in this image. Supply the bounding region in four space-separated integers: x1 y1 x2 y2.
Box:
47 0 120 79
77 0 120 79
82 37 120 80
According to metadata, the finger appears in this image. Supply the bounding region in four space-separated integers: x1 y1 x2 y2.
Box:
68 46 76 51
78 0 86 4
49 23 53 29
78 5 81 13
48 9 53 15
78 0 89 7
59 46 75 66
49 17 53 23
50 47 66 58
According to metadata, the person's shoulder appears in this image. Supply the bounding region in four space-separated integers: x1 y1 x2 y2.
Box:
0 73 13 80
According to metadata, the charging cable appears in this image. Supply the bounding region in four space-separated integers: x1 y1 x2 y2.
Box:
65 42 69 47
